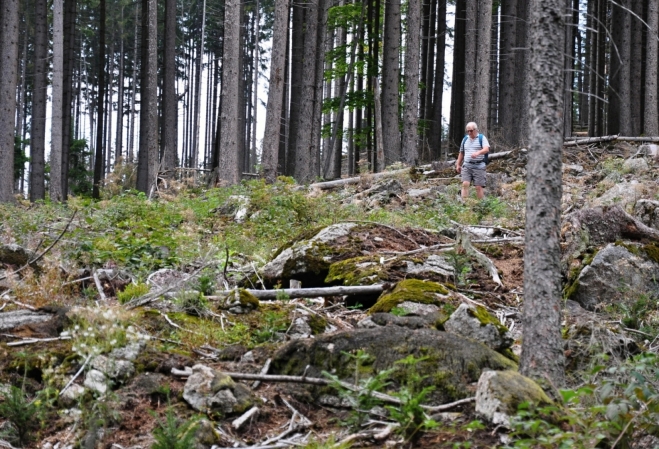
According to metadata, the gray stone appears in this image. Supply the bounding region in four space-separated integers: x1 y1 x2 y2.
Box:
0 310 53 331
591 181 652 210
638 144 659 158
623 158 649 173
261 222 358 281
91 355 135 380
59 384 86 407
407 188 434 199
271 326 517 405
634 199 659 230
444 303 513 351
563 164 584 175
404 254 454 278
475 370 551 427
288 316 313 340
182 364 254 415
571 244 659 311
109 341 145 361
84 369 108 394
397 301 441 316
0 244 34 266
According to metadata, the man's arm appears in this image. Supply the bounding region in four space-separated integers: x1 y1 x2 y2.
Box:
456 152 464 172
470 146 490 159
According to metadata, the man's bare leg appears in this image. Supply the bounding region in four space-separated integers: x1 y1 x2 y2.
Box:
462 181 471 199
476 186 485 199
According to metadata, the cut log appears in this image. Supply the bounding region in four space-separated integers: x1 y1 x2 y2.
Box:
564 135 659 147
207 284 386 300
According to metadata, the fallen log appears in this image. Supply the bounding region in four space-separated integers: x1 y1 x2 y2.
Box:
564 135 659 147
207 284 386 300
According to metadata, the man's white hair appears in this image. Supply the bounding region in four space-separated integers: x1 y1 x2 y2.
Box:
466 121 478 131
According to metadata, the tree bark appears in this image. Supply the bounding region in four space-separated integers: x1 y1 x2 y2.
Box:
31 0 48 201
401 0 421 165
381 0 401 167
293 0 319 183
429 0 446 160
218 0 242 185
92 0 106 199
646 0 659 135
511 0 528 146
474 0 492 134
449 0 466 148
499 0 517 145
521 0 566 387
51 0 64 202
115 7 125 164
61 0 76 199
128 3 139 163
162 0 177 171
262 0 290 182
136 0 158 194
0 0 19 202
192 0 207 169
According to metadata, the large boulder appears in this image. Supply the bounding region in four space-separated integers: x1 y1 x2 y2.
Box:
270 326 517 404
567 243 659 311
183 364 255 416
444 303 513 351
634 199 659 230
475 370 552 427
590 181 656 211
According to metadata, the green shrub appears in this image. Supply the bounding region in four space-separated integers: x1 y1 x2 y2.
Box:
117 282 150 304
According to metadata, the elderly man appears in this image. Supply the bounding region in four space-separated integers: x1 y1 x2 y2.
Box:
455 121 490 200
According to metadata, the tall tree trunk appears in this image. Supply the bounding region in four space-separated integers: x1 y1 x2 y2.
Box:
286 3 305 176
31 0 48 201
293 0 319 183
512 0 528 145
464 0 477 122
15 22 28 193
128 3 139 162
62 0 76 199
250 0 260 173
192 0 207 169
116 7 125 163
429 0 445 160
0 0 20 202
51 0 64 201
161 0 176 171
521 0 566 388
136 0 158 193
499 0 517 145
474 0 492 134
629 0 643 136
562 0 573 138
489 2 499 131
93 0 106 199
105 37 115 174
381 0 401 166
262 0 290 182
401 0 421 165
311 0 328 178
646 0 659 135
218 0 241 185
449 0 466 148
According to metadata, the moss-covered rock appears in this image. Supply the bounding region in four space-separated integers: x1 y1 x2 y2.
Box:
475 370 552 426
444 303 513 351
270 326 517 405
369 279 453 315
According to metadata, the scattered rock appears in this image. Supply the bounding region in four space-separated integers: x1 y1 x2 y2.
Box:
444 303 513 351
622 158 649 173
91 355 135 380
634 199 659 230
59 384 86 407
271 326 517 404
568 243 659 311
182 364 255 415
475 370 551 427
84 369 109 394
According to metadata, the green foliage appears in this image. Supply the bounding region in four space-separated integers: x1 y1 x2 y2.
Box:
252 309 289 344
0 386 48 446
323 350 394 430
386 355 438 442
68 138 93 196
151 407 198 449
175 291 210 316
506 353 659 448
390 306 409 317
14 136 29 182
444 251 472 286
195 273 216 296
117 282 150 304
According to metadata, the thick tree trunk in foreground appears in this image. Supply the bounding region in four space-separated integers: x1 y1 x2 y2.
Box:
520 0 566 387
0 0 20 202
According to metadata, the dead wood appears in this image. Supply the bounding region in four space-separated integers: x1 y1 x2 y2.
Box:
563 205 659 246
564 135 659 147
207 285 386 301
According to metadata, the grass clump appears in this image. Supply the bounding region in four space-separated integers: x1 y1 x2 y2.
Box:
117 282 150 304
151 407 198 449
0 385 50 446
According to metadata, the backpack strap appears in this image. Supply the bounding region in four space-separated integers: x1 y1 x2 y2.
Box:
478 134 483 148
461 135 468 152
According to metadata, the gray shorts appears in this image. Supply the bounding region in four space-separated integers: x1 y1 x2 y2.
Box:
461 164 486 186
